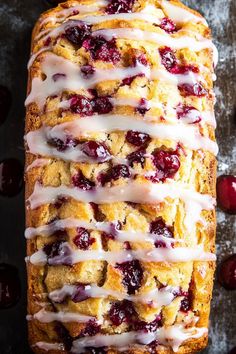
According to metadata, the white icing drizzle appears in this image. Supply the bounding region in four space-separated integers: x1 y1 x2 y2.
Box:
161 0 208 26
49 284 177 307
26 158 51 172
71 324 208 353
25 53 204 110
25 217 179 248
25 116 218 156
34 342 65 351
27 308 94 323
28 243 216 266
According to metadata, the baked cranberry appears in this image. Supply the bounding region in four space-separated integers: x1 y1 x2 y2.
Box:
148 341 159 354
81 141 111 162
93 96 113 114
105 0 134 14
150 217 174 248
0 158 23 197
127 148 146 167
99 164 131 185
176 104 201 124
159 47 177 71
81 65 95 79
180 296 191 312
116 260 143 294
72 171 95 191
81 320 101 336
71 284 89 303
65 23 91 47
48 136 78 151
0 264 20 309
0 85 11 125
136 98 150 115
102 221 122 240
73 227 95 250
43 240 72 265
150 150 180 182
52 73 66 82
109 300 136 325
83 36 120 64
217 175 236 214
132 53 148 67
124 241 132 250
134 314 162 332
126 130 151 147
121 73 144 86
159 17 176 33
70 94 94 116
178 83 207 97
54 196 67 209
218 254 236 290
55 324 72 351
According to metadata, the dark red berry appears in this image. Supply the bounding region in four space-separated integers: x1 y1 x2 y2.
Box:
73 227 95 250
71 284 89 303
178 83 207 97
93 96 113 114
0 158 23 197
70 94 94 116
54 196 67 209
81 320 101 336
52 73 66 82
180 296 191 312
218 254 236 290
0 85 11 125
126 130 151 147
217 175 236 214
109 300 136 326
98 164 131 185
116 260 143 294
127 148 146 167
134 315 162 332
83 37 120 64
150 217 173 248
159 47 199 74
65 23 91 47
121 73 144 86
43 241 72 266
81 141 110 162
48 136 77 151
72 171 95 190
229 347 236 354
136 98 150 115
151 150 180 182
0 264 20 309
81 65 95 79
132 53 148 67
176 104 201 124
105 0 135 14
159 17 176 33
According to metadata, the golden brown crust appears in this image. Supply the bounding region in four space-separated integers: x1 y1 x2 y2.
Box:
25 0 216 353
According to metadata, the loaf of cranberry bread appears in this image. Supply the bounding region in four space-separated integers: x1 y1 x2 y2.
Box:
25 0 218 353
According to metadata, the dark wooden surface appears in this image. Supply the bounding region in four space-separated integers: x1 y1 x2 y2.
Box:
0 0 235 353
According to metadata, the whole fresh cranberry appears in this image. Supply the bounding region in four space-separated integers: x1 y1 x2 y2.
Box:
218 254 236 290
217 175 236 214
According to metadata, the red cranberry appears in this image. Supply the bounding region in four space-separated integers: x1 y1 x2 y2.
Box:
71 284 90 303
105 0 134 14
0 158 23 197
72 171 95 191
121 73 144 86
102 221 122 240
93 96 113 114
73 227 95 250
124 241 132 250
48 136 77 151
180 296 191 312
218 254 236 290
126 130 151 147
55 324 72 351
70 94 94 116
176 104 201 124
229 347 236 354
127 148 146 167
217 175 236 214
0 264 20 309
134 315 162 332
159 17 176 33
98 164 131 185
116 260 143 294
178 83 207 97
65 23 91 47
0 85 11 125
132 53 148 67
54 196 67 209
83 37 120 64
81 65 95 79
81 320 101 336
150 217 174 248
136 98 150 115
159 47 198 74
81 141 111 162
151 150 180 182
109 300 136 326
43 241 72 266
